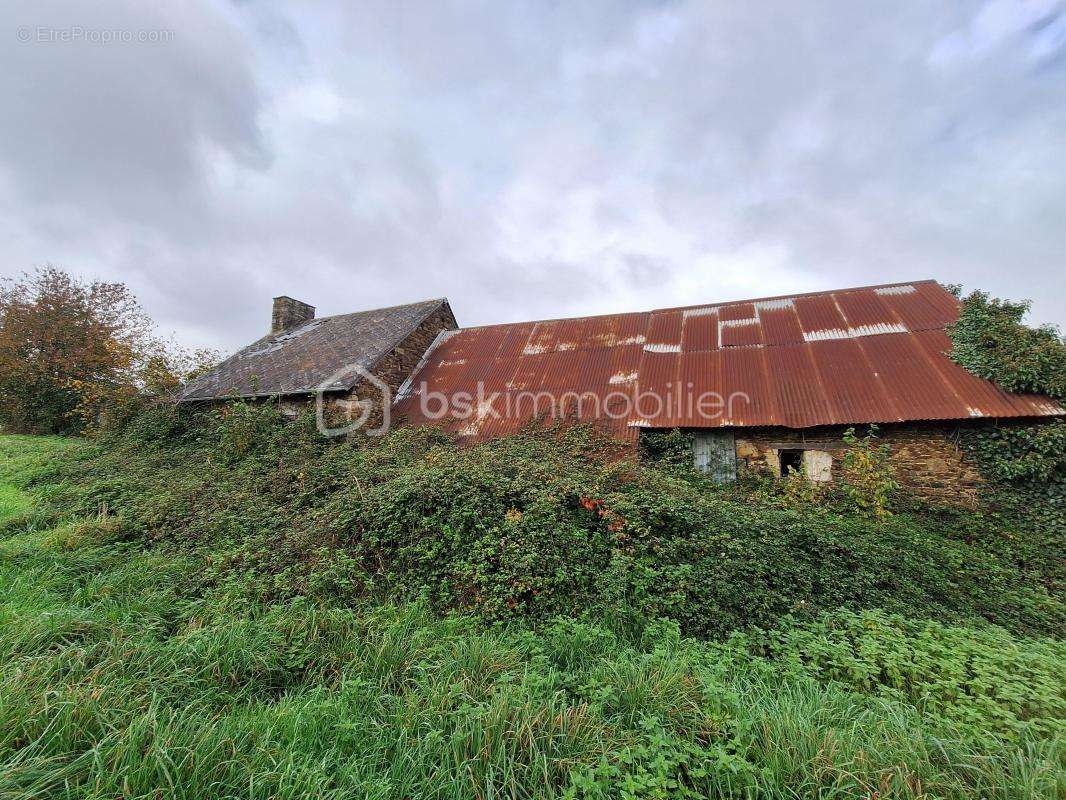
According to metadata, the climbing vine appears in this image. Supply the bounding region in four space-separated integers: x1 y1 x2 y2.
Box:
960 421 1066 490
638 428 695 473
947 289 1065 494
947 288 1065 401
840 426 898 518
947 289 1065 588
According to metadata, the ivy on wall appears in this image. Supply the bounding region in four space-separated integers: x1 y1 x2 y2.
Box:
946 288 1065 493
947 288 1065 590
960 421 1065 490
956 423 1064 593
947 288 1065 401
638 428 696 472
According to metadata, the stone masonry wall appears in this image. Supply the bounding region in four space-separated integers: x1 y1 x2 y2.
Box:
735 421 989 506
271 296 316 334
272 303 458 430
365 303 458 398
334 303 459 429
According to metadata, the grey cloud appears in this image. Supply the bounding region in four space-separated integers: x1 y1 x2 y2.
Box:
1 0 267 226
1 0 1063 353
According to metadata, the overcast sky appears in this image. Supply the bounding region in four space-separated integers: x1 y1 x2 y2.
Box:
3 1 1065 352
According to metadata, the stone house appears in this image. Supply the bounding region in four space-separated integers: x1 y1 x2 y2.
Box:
182 282 1062 503
179 295 458 419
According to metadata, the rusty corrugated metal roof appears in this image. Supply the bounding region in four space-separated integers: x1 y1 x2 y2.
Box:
392 280 1064 440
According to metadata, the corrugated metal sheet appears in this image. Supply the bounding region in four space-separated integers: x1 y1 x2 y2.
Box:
392 281 1063 440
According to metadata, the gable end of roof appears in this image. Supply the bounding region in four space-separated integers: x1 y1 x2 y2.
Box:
180 297 451 401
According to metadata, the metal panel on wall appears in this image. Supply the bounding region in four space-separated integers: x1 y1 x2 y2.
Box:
693 430 736 483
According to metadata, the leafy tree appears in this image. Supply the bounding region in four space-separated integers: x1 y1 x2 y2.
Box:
947 289 1064 576
0 266 215 434
948 289 1065 401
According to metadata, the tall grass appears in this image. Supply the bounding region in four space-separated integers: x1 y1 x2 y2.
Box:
1 435 1062 799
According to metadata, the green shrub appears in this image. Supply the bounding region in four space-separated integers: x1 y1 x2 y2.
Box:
564 714 759 799
840 425 899 517
948 290 1065 401
23 415 1064 639
2 433 1064 799
751 608 1066 741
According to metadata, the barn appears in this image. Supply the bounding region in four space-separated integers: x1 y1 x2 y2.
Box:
182 280 1063 504
392 280 1062 504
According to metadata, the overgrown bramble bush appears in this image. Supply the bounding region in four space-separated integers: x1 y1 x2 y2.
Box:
30 406 1065 639
642 426 897 517
775 464 829 507
2 427 1064 798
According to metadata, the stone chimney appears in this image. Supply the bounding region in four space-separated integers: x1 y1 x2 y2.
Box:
271 296 315 334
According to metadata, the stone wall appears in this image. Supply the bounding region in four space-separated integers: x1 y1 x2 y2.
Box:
334 303 459 431
734 421 990 505
272 302 458 430
364 303 458 397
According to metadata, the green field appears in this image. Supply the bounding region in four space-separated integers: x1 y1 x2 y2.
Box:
0 428 1063 799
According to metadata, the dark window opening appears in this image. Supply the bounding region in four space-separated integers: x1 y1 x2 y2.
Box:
779 449 804 476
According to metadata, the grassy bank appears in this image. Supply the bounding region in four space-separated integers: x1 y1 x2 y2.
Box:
1 425 1063 798
26 405 1065 639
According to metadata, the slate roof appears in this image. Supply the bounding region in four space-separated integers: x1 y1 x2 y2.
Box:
180 298 451 401
393 281 1064 441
